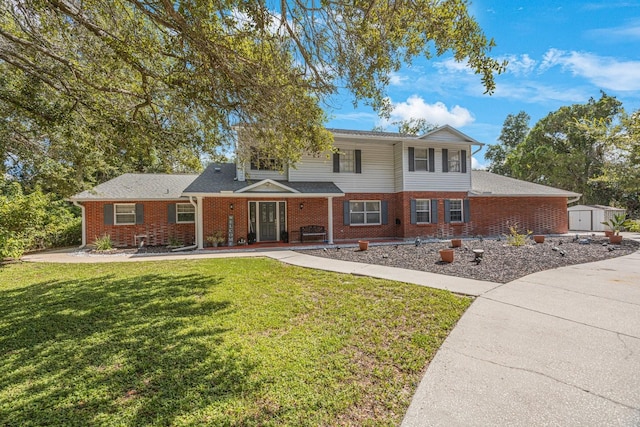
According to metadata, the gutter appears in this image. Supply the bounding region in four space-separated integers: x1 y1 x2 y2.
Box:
72 201 87 248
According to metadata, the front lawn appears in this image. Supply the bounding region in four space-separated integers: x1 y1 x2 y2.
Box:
0 258 470 426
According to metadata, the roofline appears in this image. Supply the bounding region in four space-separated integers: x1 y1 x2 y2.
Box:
235 179 300 194
468 192 581 198
181 192 344 198
69 197 192 202
420 125 484 146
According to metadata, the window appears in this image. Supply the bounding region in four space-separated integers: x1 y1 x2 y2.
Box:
416 199 431 223
349 201 381 225
449 199 463 222
414 149 428 171
250 148 282 171
339 149 355 173
114 204 136 225
448 150 461 172
176 203 195 223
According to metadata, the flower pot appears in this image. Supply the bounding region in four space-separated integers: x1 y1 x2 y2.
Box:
451 239 462 248
533 235 545 244
604 230 614 238
439 249 454 263
358 240 369 251
609 234 623 244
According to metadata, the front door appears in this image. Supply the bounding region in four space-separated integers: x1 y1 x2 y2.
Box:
259 202 278 241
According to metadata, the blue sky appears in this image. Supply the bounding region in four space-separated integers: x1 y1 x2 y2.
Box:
325 0 640 169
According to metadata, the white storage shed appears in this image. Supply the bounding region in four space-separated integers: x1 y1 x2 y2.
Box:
568 205 626 231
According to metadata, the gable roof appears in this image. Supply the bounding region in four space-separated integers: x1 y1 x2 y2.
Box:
470 171 581 197
70 173 199 201
182 164 344 196
419 125 484 146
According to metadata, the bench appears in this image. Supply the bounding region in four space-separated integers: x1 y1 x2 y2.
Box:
300 225 327 243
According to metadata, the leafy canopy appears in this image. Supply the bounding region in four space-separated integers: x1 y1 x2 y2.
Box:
0 0 505 196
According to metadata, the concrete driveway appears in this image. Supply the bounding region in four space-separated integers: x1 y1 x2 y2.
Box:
402 240 640 426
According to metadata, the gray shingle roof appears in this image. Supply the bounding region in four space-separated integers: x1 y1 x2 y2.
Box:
471 171 581 197
183 164 343 195
70 173 199 200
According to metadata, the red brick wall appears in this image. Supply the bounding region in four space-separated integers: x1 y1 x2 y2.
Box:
83 201 195 247
469 197 569 236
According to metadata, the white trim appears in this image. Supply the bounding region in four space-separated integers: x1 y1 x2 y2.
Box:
72 201 86 248
349 200 382 226
114 203 136 225
176 202 196 224
183 192 343 198
415 199 431 224
448 199 464 223
418 124 484 146
327 197 334 244
192 196 203 249
249 201 287 242
236 179 300 194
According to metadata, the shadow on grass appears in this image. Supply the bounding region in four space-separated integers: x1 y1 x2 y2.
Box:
0 271 258 425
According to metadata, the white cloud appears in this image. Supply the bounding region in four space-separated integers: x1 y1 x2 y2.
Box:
472 156 486 170
384 95 475 128
433 58 475 75
588 20 640 40
389 72 408 86
538 48 640 91
501 54 537 76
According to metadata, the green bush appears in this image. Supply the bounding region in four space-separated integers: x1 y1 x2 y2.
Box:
626 219 640 232
0 181 81 260
94 234 113 251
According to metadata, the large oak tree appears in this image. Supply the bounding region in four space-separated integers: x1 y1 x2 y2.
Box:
1 0 505 196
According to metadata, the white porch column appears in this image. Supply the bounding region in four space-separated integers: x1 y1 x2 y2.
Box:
197 196 204 249
73 201 86 247
327 196 334 244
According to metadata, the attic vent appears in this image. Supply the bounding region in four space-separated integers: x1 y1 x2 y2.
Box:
214 167 221 173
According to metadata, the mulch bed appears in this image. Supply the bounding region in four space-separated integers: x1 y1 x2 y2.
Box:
300 237 640 284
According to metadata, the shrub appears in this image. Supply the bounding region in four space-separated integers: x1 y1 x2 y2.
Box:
505 223 532 247
94 234 113 251
0 181 81 260
626 219 640 232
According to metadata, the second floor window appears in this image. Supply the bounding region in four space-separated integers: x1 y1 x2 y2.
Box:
250 148 282 171
448 150 461 172
415 149 429 171
333 149 362 173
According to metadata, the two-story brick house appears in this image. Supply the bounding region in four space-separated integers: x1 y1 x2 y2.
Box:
70 126 580 248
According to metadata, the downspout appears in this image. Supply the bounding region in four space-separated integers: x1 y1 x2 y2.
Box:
567 195 581 204
72 201 86 248
170 196 200 252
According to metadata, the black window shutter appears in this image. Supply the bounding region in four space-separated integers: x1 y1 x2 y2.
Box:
135 203 144 224
381 201 388 225
410 199 417 224
442 149 449 173
428 148 435 172
104 204 114 225
408 147 415 172
463 199 471 223
343 200 350 225
355 149 362 174
444 199 451 223
333 152 340 173
168 203 176 224
461 150 467 173
431 199 438 223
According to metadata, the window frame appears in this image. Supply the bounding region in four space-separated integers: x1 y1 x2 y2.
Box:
415 199 431 224
114 203 136 225
448 199 463 223
448 150 461 173
349 200 381 226
339 149 355 173
414 148 429 171
250 148 282 171
176 203 195 224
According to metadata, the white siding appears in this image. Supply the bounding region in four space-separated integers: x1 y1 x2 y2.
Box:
243 164 289 181
393 143 404 192
289 142 395 193
403 142 472 192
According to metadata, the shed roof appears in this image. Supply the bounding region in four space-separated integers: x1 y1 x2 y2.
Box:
567 204 625 211
470 171 581 197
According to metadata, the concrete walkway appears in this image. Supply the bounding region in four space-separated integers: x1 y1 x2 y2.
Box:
402 233 640 426
22 235 640 425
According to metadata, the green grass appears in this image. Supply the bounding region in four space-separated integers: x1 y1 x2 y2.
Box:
0 258 471 426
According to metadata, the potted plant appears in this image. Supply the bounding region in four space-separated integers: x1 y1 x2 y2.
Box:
247 232 256 244
451 238 462 248
439 249 454 263
280 230 289 243
358 240 369 251
602 213 628 244
206 231 226 247
533 235 545 244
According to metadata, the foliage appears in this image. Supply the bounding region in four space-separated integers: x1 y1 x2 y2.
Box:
0 180 80 259
0 0 505 197
206 231 226 246
373 117 438 135
601 213 629 235
93 234 113 251
504 92 623 205
504 223 532 247
486 111 530 176
626 219 640 232
0 258 471 425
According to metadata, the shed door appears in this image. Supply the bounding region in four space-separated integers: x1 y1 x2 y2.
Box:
569 210 592 231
